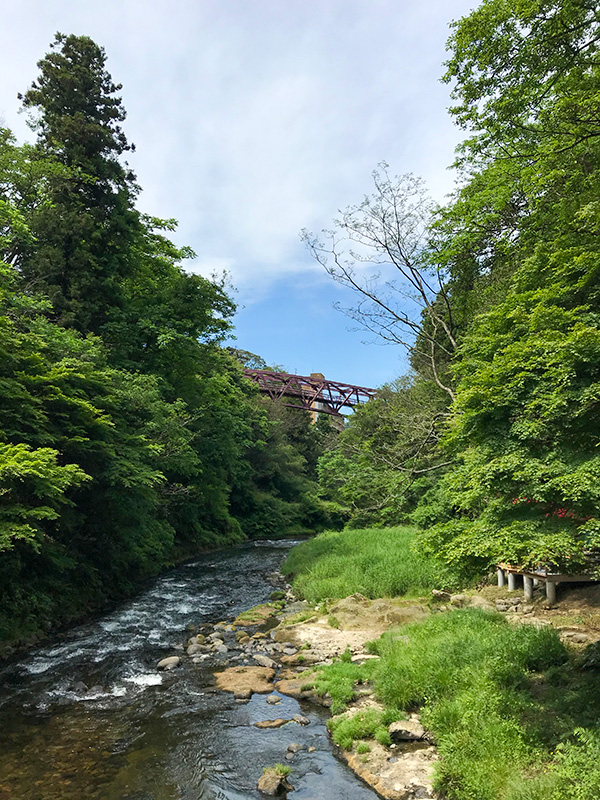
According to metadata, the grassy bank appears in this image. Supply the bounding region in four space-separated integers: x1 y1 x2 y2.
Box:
307 610 600 800
283 526 600 799
281 525 447 602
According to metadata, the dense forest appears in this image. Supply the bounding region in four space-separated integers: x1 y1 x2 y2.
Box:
0 34 341 646
313 0 600 583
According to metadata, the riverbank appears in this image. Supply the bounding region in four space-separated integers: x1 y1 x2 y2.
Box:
1 540 382 800
190 527 600 800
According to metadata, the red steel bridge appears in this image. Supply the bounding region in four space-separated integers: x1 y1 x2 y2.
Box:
243 369 377 417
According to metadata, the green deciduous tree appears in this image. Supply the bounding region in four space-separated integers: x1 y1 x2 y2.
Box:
418 0 600 577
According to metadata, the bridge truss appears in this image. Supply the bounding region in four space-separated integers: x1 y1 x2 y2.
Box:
243 369 377 416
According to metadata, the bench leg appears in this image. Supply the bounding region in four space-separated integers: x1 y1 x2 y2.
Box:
545 581 557 604
508 573 517 591
523 575 533 602
497 568 506 588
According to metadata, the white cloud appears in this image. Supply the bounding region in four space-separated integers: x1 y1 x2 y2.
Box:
0 0 475 297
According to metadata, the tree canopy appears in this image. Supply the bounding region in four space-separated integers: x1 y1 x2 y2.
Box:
0 34 339 647
310 0 600 582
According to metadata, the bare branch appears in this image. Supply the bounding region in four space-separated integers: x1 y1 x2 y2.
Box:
302 165 456 399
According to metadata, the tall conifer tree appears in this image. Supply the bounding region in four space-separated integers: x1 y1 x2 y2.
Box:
19 33 140 333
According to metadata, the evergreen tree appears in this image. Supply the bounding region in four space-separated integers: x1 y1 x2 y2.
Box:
19 33 141 333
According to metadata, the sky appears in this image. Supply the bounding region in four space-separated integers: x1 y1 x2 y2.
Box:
1 0 476 389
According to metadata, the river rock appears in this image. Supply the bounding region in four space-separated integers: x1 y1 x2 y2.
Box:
214 665 275 697
450 594 468 607
73 681 89 693
214 643 229 654
266 693 281 704
467 595 495 612
187 643 203 656
275 678 331 707
253 654 276 669
257 769 293 795
292 714 310 726
562 631 589 644
344 740 438 800
388 718 427 742
157 656 181 671
255 718 290 729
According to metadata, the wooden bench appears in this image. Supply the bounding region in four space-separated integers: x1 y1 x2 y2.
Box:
497 563 597 604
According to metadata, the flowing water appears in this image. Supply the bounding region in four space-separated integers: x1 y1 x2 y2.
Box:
0 540 378 799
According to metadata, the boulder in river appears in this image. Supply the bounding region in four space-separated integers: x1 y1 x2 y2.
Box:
291 714 310 726
253 653 276 669
157 656 180 671
255 718 290 729
257 767 293 795
213 665 275 697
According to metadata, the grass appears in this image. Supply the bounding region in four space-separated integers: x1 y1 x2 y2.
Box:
299 658 378 713
312 608 600 800
283 525 600 798
281 525 447 603
262 763 291 777
328 708 403 749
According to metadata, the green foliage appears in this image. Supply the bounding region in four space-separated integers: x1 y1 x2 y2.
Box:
262 763 291 777
545 728 600 800
0 442 88 551
363 609 600 800
413 0 600 577
0 35 333 645
317 376 450 529
282 526 448 603
18 33 142 333
304 657 378 714
444 0 600 163
328 708 401 749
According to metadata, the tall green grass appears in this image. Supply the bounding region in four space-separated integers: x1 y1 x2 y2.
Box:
318 609 600 800
370 611 569 799
281 526 447 602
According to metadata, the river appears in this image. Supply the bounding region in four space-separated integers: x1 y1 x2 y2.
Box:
0 540 378 799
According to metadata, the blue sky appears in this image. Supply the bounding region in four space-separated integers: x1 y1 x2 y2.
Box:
1 0 476 389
